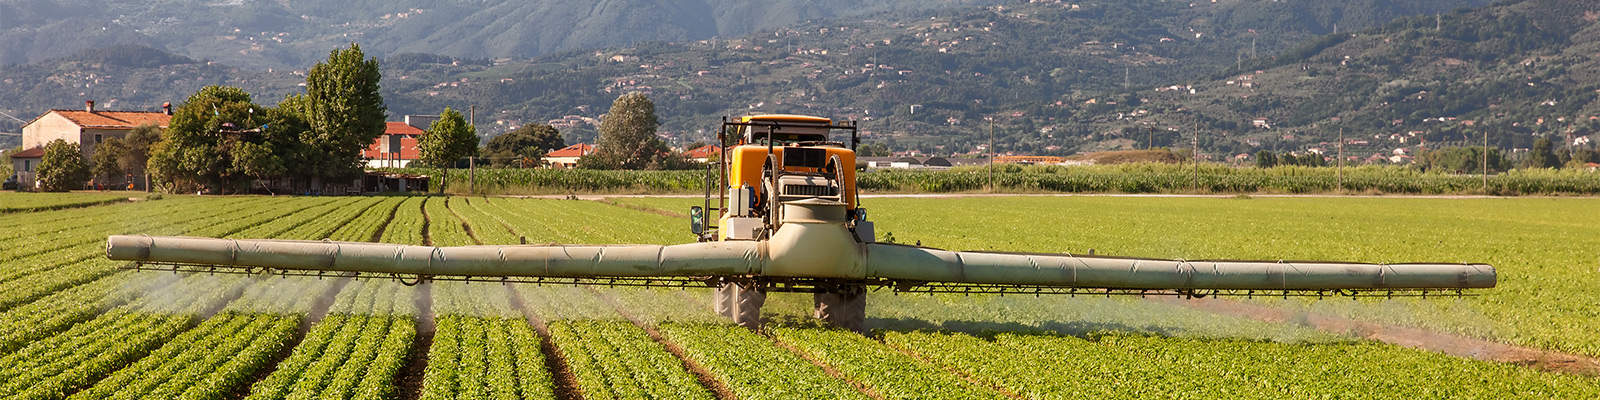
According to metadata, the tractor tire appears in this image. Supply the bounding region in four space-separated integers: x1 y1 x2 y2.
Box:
713 283 734 318
814 287 866 333
733 284 766 330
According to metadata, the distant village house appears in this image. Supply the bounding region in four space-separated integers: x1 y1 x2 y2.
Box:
544 143 594 169
12 100 172 189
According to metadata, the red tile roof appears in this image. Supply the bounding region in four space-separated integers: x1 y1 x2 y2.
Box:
684 144 721 159
49 110 171 129
362 122 430 160
546 143 594 158
386 121 425 135
10 147 44 159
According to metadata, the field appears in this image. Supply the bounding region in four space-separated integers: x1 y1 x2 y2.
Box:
384 164 1600 195
0 193 1596 399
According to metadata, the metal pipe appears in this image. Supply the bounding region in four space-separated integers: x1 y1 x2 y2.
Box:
108 233 1494 291
107 235 764 278
863 243 1495 290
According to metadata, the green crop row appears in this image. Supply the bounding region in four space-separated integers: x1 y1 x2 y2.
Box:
67 277 334 400
549 320 714 400
770 325 1005 400
226 197 346 239
485 197 689 245
449 197 522 245
0 192 131 213
0 275 250 400
420 282 554 400
0 196 226 262
270 196 385 241
0 195 154 232
0 272 172 355
864 196 1600 358
657 323 866 400
424 197 476 246
885 330 1600 399
517 287 624 321
0 197 288 313
379 197 427 244
247 279 417 400
327 197 406 242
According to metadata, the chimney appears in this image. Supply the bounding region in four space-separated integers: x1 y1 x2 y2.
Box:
85 100 95 113
162 102 172 115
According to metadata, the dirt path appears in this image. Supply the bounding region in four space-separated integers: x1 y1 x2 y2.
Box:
766 336 887 400
418 197 432 246
509 286 585 400
442 197 482 245
1161 297 1600 376
369 197 404 243
878 338 1025 400
395 283 435 400
587 288 737 400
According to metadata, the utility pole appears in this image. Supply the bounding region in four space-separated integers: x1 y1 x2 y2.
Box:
1337 127 1345 190
1192 121 1200 191
988 118 995 193
1482 128 1489 192
469 104 477 195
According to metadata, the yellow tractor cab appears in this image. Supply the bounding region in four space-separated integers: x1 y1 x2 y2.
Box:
690 114 869 244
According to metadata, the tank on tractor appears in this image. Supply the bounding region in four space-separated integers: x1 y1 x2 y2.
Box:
106 114 1497 332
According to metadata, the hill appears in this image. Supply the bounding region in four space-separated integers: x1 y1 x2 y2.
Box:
1100 0 1600 160
0 0 999 69
0 0 1491 152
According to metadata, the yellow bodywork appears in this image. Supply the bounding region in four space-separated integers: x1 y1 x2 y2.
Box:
717 114 858 241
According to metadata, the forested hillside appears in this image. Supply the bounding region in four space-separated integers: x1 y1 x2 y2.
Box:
0 0 1506 154
1110 0 1600 159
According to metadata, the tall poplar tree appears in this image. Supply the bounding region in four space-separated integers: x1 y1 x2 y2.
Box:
304 43 386 187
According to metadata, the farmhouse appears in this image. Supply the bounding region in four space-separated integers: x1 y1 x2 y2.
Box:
7 147 45 189
683 144 722 163
13 100 172 189
545 143 594 169
20 100 171 158
363 120 428 168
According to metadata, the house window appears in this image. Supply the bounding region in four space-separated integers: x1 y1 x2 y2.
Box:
23 160 31 172
95 134 103 144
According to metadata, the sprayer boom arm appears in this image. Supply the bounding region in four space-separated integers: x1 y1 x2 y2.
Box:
106 235 1493 292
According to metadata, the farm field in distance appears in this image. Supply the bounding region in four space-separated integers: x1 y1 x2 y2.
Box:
0 193 1596 399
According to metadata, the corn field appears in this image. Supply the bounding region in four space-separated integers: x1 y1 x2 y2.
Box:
387 164 1600 195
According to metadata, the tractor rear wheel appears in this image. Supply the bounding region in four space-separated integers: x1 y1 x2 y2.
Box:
733 284 766 330
814 286 866 333
713 283 734 318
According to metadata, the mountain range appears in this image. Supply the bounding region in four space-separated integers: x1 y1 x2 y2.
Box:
14 0 1585 160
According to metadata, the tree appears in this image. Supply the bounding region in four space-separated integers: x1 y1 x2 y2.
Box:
856 142 891 157
583 92 666 170
120 124 162 183
232 141 287 193
483 124 564 167
417 107 478 191
37 139 90 192
90 137 126 189
1253 150 1278 168
303 43 386 187
0 147 16 184
1524 137 1558 169
147 85 262 193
